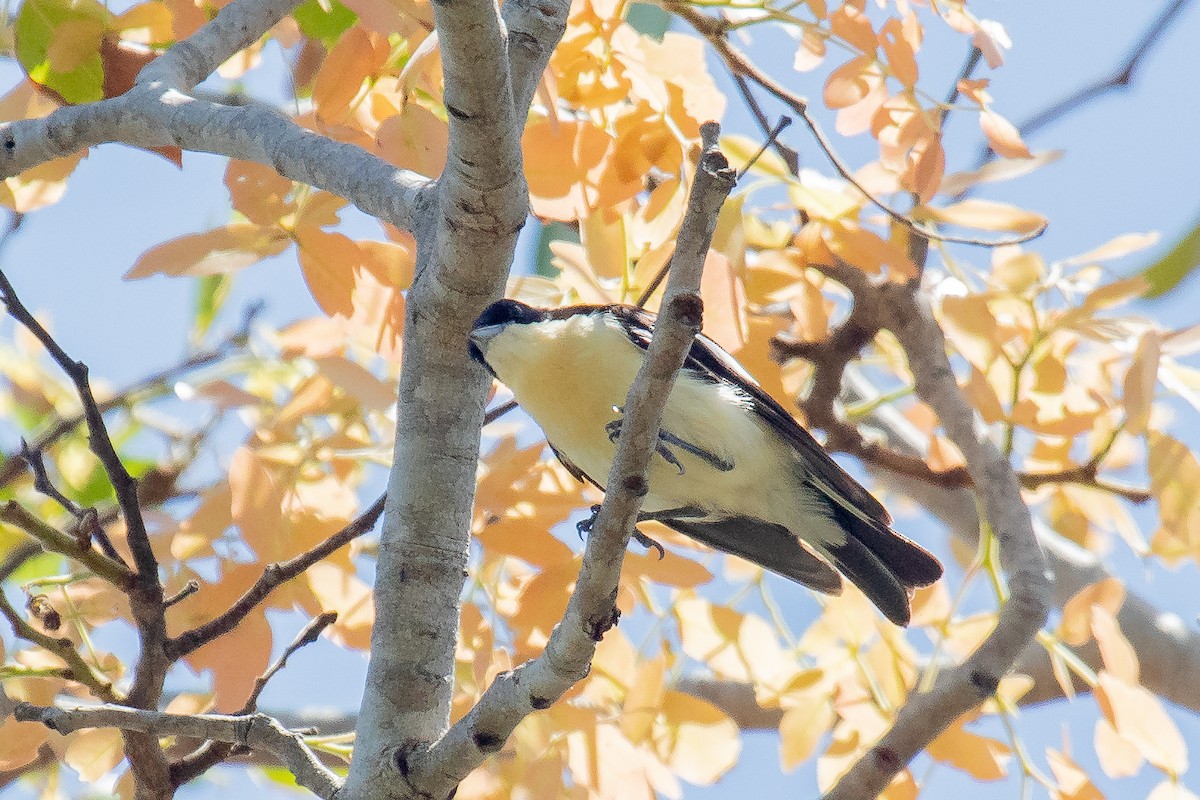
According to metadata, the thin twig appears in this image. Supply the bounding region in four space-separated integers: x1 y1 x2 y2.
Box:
169 611 340 787
15 703 340 800
0 305 257 491
975 0 1191 165
0 589 117 701
0 501 134 588
669 2 1046 248
0 269 159 585
167 493 385 658
242 612 338 713
730 72 800 175
17 441 126 565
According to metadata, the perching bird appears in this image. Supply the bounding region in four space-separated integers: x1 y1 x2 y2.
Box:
468 299 942 626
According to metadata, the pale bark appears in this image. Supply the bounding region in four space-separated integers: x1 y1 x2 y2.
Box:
826 288 1052 798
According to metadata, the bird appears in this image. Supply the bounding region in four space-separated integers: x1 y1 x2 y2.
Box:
468 298 943 626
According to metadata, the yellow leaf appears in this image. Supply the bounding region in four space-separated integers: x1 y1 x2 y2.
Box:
1090 606 1138 684
991 248 1044 294
1062 232 1160 266
620 654 665 744
1123 330 1160 436
1046 749 1105 800
1096 671 1188 775
1147 781 1200 800
793 27 827 72
656 691 740 785
827 219 916 278
580 211 628 281
1058 578 1125 647
780 692 834 770
64 728 124 782
926 199 1047 234
1094 717 1142 778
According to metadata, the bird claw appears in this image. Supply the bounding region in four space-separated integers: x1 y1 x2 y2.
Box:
633 529 666 560
576 504 603 539
577 505 664 559
607 407 734 475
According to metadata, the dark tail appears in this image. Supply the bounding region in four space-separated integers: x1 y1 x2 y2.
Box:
825 506 943 626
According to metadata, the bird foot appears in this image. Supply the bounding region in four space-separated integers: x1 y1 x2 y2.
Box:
605 407 734 474
575 504 665 559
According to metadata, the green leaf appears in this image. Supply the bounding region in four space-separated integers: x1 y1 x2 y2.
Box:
192 274 231 343
293 0 357 44
6 551 65 584
534 221 577 278
15 0 111 104
626 2 669 40
1141 215 1200 298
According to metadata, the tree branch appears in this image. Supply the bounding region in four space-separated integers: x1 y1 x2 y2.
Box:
0 0 431 232
668 2 1045 249
979 0 1192 165
825 287 1051 797
14 703 340 800
167 493 384 659
400 124 735 799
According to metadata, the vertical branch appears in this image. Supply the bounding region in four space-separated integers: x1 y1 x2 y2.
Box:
400 123 735 800
342 0 570 796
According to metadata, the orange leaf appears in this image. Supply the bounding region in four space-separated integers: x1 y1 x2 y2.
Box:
225 159 295 225
879 18 918 86
296 228 363 316
523 119 642 221
313 26 383 121
375 102 448 177
823 56 876 110
980 109 1031 159
830 3 876 53
125 224 288 279
927 721 1011 780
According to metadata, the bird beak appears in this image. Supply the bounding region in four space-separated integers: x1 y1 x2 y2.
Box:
468 323 506 365
468 324 505 353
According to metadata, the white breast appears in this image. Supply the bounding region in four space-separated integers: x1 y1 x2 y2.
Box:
481 312 844 546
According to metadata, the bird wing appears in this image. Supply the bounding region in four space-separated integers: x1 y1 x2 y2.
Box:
606 305 891 526
663 517 843 595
